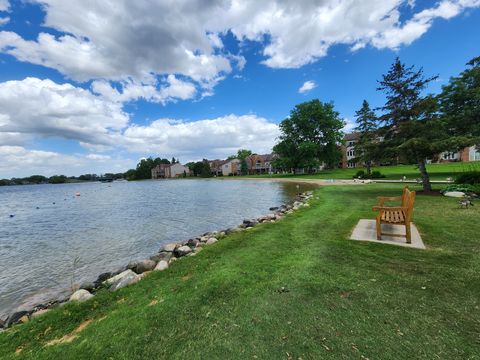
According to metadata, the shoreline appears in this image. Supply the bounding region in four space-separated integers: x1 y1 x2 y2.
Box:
0 190 315 330
215 176 366 186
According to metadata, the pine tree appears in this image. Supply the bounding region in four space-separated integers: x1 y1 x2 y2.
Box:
353 100 377 175
377 58 440 192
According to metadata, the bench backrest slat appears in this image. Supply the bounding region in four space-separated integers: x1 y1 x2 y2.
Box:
401 187 416 222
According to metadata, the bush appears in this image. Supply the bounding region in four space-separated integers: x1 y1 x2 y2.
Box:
353 170 365 179
353 170 386 179
455 171 480 185
370 171 386 179
441 183 480 195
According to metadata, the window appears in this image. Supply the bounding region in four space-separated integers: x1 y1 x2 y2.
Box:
443 152 457 160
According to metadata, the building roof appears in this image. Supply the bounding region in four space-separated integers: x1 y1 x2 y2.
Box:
344 132 359 141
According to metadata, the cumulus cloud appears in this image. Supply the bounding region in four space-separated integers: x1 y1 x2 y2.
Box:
91 75 196 104
121 114 280 159
0 77 128 147
0 0 9 12
298 80 316 94
0 76 281 176
1 0 477 86
0 145 134 178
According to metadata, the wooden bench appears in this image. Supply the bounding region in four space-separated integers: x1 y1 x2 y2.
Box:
372 187 416 243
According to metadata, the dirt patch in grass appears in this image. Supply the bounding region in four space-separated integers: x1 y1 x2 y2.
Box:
45 319 92 347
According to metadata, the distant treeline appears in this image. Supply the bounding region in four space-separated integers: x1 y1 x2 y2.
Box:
0 173 125 186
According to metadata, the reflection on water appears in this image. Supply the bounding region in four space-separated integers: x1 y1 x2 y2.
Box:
0 179 315 317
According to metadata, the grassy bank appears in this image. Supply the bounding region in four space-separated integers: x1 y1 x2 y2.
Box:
252 162 480 181
1 184 479 359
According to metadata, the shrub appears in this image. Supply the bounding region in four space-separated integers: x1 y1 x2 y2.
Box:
353 170 365 179
370 171 386 179
353 170 386 179
455 171 480 185
441 183 480 195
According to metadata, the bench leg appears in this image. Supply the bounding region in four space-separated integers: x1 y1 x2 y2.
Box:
376 219 381 240
405 222 412 244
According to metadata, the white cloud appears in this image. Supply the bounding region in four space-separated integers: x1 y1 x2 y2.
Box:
0 0 477 87
121 114 280 159
0 146 135 178
91 75 196 104
371 0 480 49
0 17 9 25
298 80 316 94
0 77 128 147
0 0 9 12
85 153 111 161
342 117 357 133
0 77 282 176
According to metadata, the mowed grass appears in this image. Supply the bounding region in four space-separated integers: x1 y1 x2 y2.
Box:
253 161 480 181
1 184 479 359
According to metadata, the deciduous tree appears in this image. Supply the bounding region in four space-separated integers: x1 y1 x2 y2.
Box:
273 99 344 172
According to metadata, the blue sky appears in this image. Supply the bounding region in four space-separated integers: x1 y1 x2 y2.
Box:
0 0 479 177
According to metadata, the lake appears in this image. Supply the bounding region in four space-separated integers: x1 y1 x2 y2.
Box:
0 179 312 318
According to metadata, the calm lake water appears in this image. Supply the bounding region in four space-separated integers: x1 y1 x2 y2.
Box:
0 179 312 318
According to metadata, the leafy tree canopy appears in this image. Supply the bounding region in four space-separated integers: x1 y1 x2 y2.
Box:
273 99 344 171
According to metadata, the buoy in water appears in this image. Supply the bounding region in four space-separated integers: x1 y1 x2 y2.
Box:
75 192 81 197
9 214 14 218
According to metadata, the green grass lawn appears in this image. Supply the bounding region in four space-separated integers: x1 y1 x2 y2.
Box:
252 161 480 181
1 184 479 359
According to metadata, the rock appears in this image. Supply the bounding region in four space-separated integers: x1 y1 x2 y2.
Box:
6 310 30 327
154 260 169 271
219 231 226 237
94 272 112 287
107 270 140 291
200 236 209 242
69 289 94 303
444 191 466 198
175 245 192 257
138 271 152 280
128 259 157 274
243 219 257 227
79 282 95 291
206 237 218 245
169 257 177 264
31 309 50 318
150 252 172 263
161 243 178 252
196 242 204 248
187 238 200 247
104 269 136 285
269 206 279 211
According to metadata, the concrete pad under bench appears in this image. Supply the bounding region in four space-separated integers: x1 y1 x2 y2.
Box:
350 219 425 250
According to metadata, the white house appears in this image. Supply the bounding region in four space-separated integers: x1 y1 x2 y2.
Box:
166 163 190 178
222 159 240 176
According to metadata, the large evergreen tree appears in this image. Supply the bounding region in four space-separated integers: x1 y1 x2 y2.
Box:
273 99 344 172
353 100 378 175
438 56 480 145
377 58 442 192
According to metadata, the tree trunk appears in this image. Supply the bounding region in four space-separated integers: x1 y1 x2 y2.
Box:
366 160 372 175
417 158 432 192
